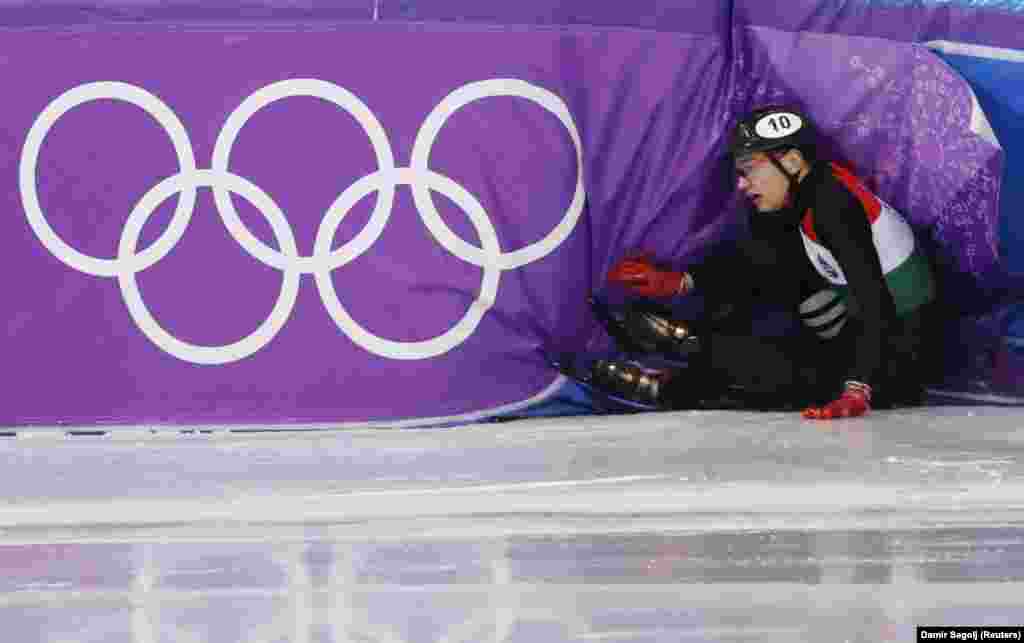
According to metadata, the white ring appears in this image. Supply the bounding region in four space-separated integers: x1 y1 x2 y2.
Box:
118 170 301 365
313 167 501 360
410 78 585 271
19 81 198 278
212 78 397 273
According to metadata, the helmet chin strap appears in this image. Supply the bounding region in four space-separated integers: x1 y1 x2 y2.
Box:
767 153 801 208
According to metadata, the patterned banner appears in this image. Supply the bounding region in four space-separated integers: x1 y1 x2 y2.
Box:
0 25 729 425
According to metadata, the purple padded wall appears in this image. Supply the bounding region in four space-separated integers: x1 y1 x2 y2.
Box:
377 0 727 34
0 21 733 426
0 1 373 24
734 0 1024 50
0 1 1010 425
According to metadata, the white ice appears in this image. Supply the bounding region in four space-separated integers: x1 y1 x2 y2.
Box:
1 406 1023 642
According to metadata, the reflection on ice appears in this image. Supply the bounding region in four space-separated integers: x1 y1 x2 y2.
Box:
1 529 1023 642
0 406 1023 641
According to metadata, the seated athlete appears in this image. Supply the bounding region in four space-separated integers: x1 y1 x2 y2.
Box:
597 105 937 419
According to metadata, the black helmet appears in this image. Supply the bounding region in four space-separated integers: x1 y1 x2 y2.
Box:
730 105 816 160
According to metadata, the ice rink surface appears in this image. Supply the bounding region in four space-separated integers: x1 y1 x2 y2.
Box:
1 406 1023 642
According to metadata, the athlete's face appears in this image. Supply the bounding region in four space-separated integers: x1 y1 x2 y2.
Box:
735 152 790 213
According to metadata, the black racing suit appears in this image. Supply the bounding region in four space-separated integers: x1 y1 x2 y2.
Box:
662 161 937 410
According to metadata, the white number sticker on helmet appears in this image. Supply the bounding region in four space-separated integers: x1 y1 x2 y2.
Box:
754 112 803 139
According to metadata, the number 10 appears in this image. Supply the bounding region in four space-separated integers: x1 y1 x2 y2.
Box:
770 115 792 132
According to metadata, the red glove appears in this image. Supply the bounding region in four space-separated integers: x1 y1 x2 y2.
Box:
608 253 691 298
803 381 872 420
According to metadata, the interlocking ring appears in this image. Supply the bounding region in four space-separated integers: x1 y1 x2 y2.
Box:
20 78 584 364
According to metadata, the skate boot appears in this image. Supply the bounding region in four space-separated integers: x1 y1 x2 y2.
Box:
622 306 701 359
589 359 667 407
588 296 701 360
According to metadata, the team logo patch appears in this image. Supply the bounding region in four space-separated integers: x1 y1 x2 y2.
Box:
816 253 840 280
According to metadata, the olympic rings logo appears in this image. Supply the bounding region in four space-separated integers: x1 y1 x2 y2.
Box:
19 79 584 364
